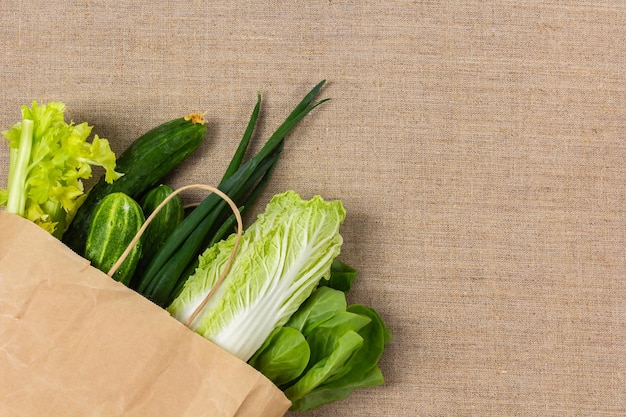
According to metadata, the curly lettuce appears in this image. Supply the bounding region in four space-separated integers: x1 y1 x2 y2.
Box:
0 101 121 237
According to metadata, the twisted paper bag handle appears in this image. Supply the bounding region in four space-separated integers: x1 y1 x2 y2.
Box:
106 184 243 328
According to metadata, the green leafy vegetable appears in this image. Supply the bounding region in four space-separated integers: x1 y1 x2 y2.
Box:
341 305 393 378
286 286 348 335
318 259 358 294
286 303 391 411
167 190 346 361
248 327 311 386
284 330 364 402
248 282 392 411
288 365 385 412
0 101 121 237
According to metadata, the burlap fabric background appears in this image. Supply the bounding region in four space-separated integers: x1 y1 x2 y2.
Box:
1 2 624 416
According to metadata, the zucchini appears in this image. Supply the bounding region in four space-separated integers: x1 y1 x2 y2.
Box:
63 114 207 255
84 192 145 286
130 184 184 288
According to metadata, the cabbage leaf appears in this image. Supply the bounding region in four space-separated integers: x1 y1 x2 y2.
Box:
167 190 346 361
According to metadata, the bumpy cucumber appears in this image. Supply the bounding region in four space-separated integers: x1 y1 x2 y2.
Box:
130 184 184 288
63 115 206 255
85 192 145 286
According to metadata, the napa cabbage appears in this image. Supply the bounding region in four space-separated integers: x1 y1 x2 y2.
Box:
167 190 346 361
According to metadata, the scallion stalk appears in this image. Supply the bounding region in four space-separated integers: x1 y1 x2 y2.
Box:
135 81 328 307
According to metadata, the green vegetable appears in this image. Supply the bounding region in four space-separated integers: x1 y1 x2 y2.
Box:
288 365 385 412
248 283 391 411
339 305 393 380
140 184 184 255
152 93 267 301
136 81 329 307
248 327 310 386
287 305 391 411
286 286 348 335
63 114 207 255
167 190 346 361
318 260 358 294
130 184 184 288
0 101 121 238
283 329 365 406
84 192 145 285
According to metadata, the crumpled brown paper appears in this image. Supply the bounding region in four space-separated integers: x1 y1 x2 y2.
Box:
0 212 291 417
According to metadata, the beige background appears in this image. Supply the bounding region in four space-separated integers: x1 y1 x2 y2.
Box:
1 1 625 416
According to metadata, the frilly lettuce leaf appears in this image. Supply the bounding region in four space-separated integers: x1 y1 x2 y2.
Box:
0 101 122 237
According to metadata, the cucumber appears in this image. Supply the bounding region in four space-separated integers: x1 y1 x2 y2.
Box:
85 192 145 286
130 184 184 288
63 114 206 255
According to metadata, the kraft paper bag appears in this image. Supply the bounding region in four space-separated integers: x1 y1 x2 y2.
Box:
0 211 291 417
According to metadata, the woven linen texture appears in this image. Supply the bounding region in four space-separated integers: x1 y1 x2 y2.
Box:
1 1 625 416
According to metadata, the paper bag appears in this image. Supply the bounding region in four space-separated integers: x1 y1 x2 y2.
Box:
0 212 291 417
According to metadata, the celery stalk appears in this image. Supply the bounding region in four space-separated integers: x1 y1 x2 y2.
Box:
6 119 34 216
0 101 121 237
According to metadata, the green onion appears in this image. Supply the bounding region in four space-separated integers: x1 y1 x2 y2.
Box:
135 81 328 307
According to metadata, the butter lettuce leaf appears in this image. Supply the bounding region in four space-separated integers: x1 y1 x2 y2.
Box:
318 259 358 294
289 365 385 412
167 190 346 361
284 330 364 402
284 305 390 411
248 326 311 386
285 286 348 335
